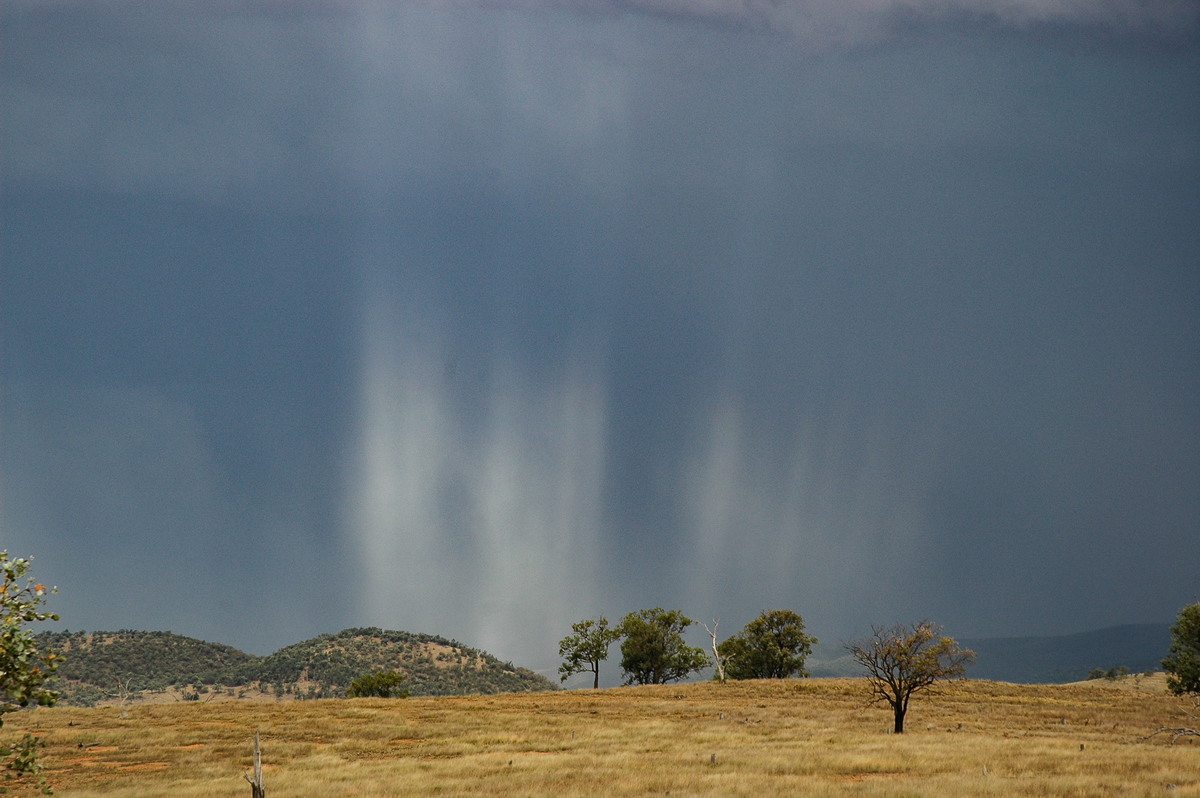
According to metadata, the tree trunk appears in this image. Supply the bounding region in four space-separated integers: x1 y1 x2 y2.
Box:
893 707 905 734
245 731 265 798
702 621 726 682
593 669 599 689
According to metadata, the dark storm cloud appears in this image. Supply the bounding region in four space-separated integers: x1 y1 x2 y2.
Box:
6 0 1195 212
1 4 354 209
2 1 1198 668
532 0 1200 45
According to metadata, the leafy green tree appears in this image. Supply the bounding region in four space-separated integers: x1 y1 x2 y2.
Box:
717 609 818 680
1 552 61 793
846 621 974 734
618 608 709 685
347 670 410 698
558 617 620 689
1163 603 1200 695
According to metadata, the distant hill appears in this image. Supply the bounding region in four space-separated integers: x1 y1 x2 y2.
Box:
38 630 257 705
217 628 556 698
39 627 556 706
959 624 1170 683
807 624 1171 683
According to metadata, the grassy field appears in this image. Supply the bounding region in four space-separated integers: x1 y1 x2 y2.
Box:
7 676 1197 797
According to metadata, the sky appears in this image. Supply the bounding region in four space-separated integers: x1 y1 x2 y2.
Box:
2 1 1198 679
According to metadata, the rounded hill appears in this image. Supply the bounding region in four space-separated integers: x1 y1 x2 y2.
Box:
37 629 257 705
222 627 556 697
40 627 556 705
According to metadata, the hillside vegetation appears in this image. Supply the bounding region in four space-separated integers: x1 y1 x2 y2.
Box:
37 631 257 706
218 628 554 697
38 628 555 706
9 677 1195 797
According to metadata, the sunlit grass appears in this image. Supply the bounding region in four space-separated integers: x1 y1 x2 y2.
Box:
7 677 1197 796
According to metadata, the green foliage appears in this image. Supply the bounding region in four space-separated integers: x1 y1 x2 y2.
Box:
1 552 60 792
37 629 256 703
1 733 51 794
717 610 817 680
846 621 975 734
558 617 620 689
618 608 709 685
1163 603 1200 695
232 628 556 697
45 627 557 703
347 670 410 698
1087 665 1129 681
0 555 60 714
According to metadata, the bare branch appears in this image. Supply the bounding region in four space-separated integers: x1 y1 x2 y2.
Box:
1142 698 1200 744
845 621 974 734
701 620 729 683
1140 726 1200 744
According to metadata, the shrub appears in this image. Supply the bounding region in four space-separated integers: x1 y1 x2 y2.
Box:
347 670 410 698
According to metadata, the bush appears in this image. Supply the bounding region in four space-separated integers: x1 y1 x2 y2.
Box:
347 670 410 698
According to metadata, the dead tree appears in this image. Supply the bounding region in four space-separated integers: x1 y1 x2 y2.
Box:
112 676 136 706
244 731 265 798
1142 699 1200 744
701 620 729 683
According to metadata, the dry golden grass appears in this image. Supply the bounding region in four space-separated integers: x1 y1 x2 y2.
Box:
7 677 1197 797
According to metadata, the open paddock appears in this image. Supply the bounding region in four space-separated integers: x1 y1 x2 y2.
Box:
9 677 1197 797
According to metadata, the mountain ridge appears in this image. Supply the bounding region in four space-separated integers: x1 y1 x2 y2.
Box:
38 626 557 706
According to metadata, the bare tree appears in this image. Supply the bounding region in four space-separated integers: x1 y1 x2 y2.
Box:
846 621 975 734
112 675 137 706
244 731 265 798
701 620 730 683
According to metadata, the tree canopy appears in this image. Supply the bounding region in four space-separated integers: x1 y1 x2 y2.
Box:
558 617 620 689
846 620 974 734
618 608 709 685
718 609 817 680
1163 603 1200 695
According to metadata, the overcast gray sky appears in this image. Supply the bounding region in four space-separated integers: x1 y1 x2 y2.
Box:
2 1 1197 676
